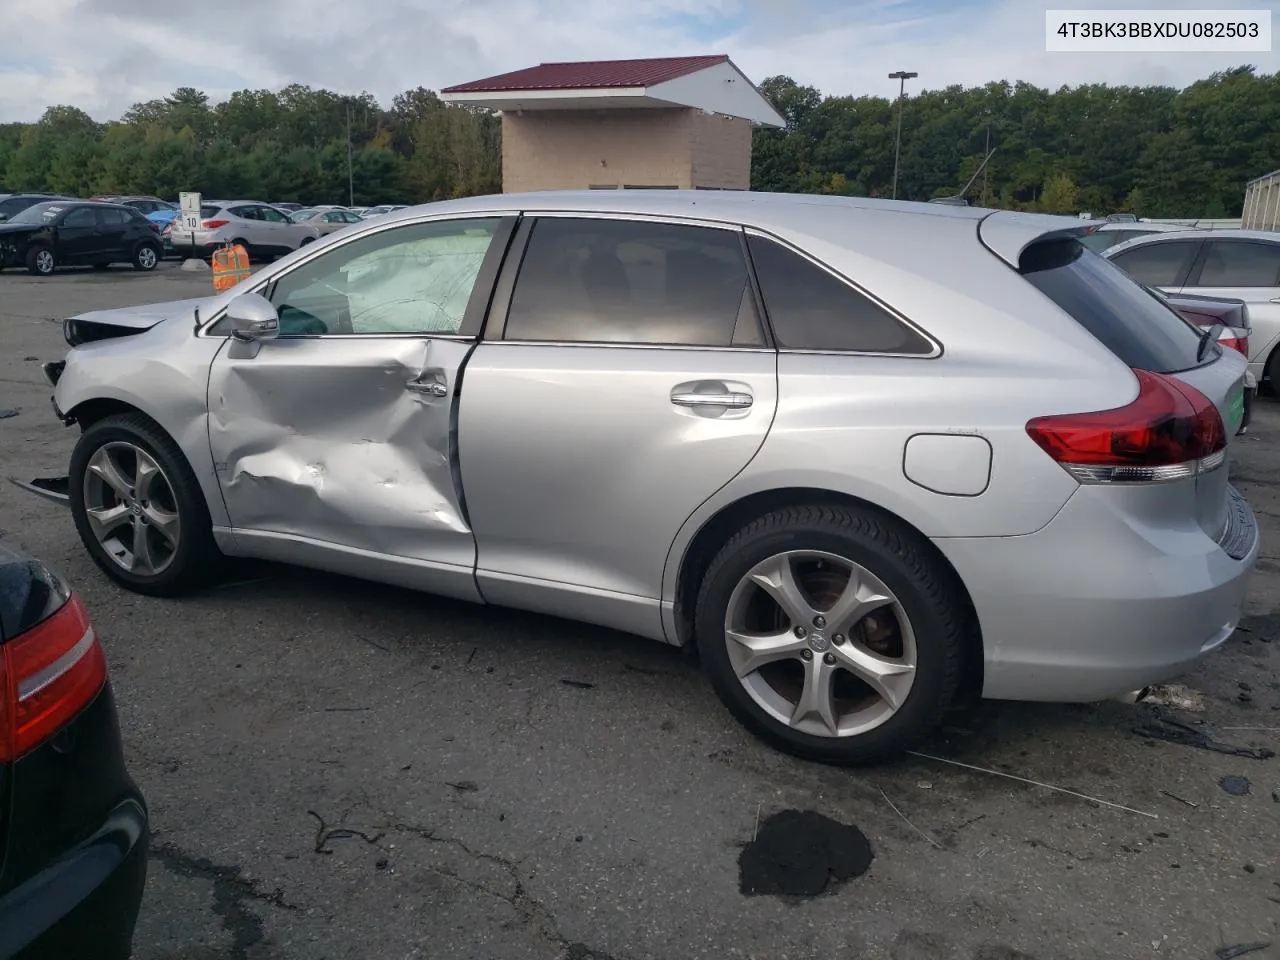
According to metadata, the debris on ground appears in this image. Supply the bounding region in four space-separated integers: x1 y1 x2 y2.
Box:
308 810 384 855
561 679 596 689
0 409 19 420
444 780 478 792
1215 943 1271 959
1133 714 1275 760
1218 776 1252 797
738 809 873 897
1161 791 1199 808
1143 683 1206 712
908 751 1157 818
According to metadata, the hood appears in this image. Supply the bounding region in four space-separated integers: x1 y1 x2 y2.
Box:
65 296 215 345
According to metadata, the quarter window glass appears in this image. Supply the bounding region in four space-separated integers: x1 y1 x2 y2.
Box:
1108 240 1199 287
1197 241 1280 287
61 208 97 228
746 234 933 353
265 218 500 335
229 206 258 220
504 217 756 346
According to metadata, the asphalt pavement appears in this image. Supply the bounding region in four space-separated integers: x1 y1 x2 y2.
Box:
1 262 1279 960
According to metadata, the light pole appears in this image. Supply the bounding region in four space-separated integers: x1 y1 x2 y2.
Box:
888 70 917 200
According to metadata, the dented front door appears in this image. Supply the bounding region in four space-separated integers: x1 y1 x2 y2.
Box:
205 214 513 590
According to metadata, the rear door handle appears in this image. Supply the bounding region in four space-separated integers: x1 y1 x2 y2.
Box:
670 391 753 408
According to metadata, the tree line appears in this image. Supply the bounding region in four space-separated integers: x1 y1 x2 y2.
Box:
1 66 1276 217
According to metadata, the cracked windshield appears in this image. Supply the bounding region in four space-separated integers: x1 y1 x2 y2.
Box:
0 2 1278 960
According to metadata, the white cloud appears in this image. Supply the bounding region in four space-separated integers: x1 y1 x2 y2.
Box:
0 0 1276 122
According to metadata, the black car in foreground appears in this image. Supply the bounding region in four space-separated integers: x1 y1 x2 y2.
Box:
0 201 164 276
0 542 147 959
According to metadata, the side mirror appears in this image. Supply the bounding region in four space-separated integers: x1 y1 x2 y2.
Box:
226 293 279 342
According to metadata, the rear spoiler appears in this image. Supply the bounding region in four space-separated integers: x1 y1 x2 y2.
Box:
978 210 1103 268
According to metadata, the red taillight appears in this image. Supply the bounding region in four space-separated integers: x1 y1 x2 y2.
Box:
1025 369 1227 483
0 594 106 761
202 219 229 228
149 222 161 233
1220 335 1248 356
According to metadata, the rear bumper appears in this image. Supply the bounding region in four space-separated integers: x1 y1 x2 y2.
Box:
4 799 148 960
935 483 1259 702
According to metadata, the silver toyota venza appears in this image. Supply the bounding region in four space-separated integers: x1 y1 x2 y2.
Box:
20 191 1259 763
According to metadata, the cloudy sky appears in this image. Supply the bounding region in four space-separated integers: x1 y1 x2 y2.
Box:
1 0 1277 122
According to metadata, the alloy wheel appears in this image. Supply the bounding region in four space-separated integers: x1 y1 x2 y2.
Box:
724 550 917 738
137 246 157 269
83 442 181 576
35 249 54 274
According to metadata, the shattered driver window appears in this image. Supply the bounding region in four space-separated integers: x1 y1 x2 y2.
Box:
267 217 500 336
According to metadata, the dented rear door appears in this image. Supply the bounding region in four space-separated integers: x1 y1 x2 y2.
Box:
206 214 516 590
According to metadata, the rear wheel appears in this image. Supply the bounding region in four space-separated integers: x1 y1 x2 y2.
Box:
1264 346 1280 398
695 505 967 764
132 242 160 271
231 237 252 262
26 246 55 276
69 414 222 596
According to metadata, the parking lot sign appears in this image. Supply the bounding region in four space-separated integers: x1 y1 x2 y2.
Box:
179 191 201 234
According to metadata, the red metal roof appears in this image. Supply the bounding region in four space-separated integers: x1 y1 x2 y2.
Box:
442 55 730 94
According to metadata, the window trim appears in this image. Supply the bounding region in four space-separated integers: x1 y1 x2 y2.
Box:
198 211 520 340
484 212 773 351
1186 238 1280 288
742 227 942 359
1110 237 1204 288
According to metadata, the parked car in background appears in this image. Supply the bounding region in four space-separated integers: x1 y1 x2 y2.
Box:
0 201 163 275
109 196 175 216
363 204 408 218
1079 220 1185 253
1105 230 1280 392
0 540 148 959
1161 290 1255 432
147 208 180 258
301 208 366 235
167 200 321 261
273 202 304 212
0 193 75 223
20 192 1257 764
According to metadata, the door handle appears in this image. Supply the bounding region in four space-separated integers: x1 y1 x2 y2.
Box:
405 378 447 397
670 391 753 408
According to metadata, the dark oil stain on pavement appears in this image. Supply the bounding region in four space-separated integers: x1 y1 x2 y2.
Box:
738 809 873 897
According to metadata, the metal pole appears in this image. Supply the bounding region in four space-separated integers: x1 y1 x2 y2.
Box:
982 126 990 206
888 71 917 200
346 104 354 207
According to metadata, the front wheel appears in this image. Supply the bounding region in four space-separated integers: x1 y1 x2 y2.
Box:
69 413 222 596
26 246 55 276
695 505 968 764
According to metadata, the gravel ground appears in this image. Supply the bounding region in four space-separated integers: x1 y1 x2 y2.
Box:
1 263 1278 960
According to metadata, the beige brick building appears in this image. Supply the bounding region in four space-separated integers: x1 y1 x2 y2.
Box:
440 56 783 193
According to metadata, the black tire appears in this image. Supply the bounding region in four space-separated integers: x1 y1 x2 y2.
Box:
25 245 55 276
299 236 315 247
1264 346 1280 398
69 413 223 596
694 504 968 764
231 238 253 262
132 242 160 271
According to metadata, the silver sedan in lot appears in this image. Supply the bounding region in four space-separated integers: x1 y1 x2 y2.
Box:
17 191 1258 763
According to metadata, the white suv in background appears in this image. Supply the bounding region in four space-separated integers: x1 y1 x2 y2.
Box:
167 201 321 261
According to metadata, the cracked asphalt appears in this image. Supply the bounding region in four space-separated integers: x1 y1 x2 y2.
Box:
1 263 1279 960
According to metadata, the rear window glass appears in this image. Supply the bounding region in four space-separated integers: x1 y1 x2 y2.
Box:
1021 239 1207 373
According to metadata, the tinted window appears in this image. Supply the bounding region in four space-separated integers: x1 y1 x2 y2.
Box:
1022 239 1205 373
1197 240 1280 287
262 217 500 336
98 208 131 226
61 207 97 228
746 234 933 354
229 206 259 220
1108 239 1199 287
505 218 759 346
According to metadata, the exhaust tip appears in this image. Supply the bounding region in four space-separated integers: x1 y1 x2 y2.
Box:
1113 687 1152 704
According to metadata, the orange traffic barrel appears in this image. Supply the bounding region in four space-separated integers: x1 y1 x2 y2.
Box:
211 243 251 292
